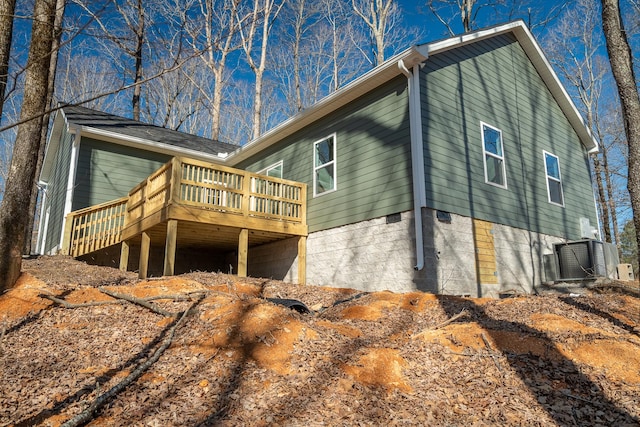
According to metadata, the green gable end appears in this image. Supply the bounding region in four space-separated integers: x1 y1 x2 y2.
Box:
421 33 596 240
73 137 171 210
41 128 74 254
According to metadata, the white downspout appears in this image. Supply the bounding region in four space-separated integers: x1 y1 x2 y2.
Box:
59 133 80 251
35 182 47 254
399 59 427 271
41 207 50 255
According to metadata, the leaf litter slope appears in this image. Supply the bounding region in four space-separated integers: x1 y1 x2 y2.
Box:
0 256 638 426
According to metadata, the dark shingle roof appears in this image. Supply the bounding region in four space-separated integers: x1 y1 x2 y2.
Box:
62 105 237 156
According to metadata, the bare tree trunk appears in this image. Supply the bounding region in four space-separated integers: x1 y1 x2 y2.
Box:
322 0 344 91
602 146 620 253
594 108 621 254
210 66 225 141
201 0 240 141
600 0 640 272
0 0 15 120
427 0 477 36
239 0 284 140
77 0 148 121
292 0 305 112
352 0 393 65
0 0 56 292
591 154 612 241
589 109 612 243
23 0 65 255
132 0 144 121
461 0 475 32
252 4 270 139
331 15 339 91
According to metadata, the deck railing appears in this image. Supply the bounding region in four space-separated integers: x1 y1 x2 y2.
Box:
126 157 306 226
63 157 307 257
62 197 128 257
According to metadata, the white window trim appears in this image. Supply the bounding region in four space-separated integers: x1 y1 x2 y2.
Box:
481 121 508 189
313 133 337 197
543 150 565 207
258 160 283 178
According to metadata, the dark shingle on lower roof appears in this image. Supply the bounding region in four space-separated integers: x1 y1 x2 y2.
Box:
63 105 237 156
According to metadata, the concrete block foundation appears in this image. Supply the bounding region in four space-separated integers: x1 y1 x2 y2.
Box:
248 208 564 297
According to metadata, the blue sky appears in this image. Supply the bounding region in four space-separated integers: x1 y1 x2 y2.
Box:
395 0 573 41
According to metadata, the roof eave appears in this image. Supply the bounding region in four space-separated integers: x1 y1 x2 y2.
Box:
227 47 428 165
228 21 597 163
423 21 598 152
513 23 598 153
76 126 228 163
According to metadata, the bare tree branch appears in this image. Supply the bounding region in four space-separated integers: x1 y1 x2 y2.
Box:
60 295 204 427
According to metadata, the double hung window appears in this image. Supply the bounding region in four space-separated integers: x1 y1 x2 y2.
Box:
313 134 336 196
544 151 564 206
481 122 507 188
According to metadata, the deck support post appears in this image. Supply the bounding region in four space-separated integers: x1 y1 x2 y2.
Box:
119 240 130 271
238 228 248 277
139 231 151 279
297 236 306 285
164 220 178 276
61 214 74 256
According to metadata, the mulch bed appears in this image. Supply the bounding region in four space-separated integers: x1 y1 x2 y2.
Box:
0 256 638 426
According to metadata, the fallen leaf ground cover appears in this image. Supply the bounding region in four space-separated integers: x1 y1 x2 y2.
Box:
1 255 639 426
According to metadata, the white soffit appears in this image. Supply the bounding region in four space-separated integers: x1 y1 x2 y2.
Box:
228 48 428 165
42 21 595 181
75 126 226 163
420 21 598 152
229 20 597 164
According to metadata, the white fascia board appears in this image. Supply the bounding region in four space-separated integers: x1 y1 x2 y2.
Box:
420 21 597 153
420 21 527 56
77 126 228 163
227 47 427 166
510 24 599 153
515 25 599 153
227 21 597 165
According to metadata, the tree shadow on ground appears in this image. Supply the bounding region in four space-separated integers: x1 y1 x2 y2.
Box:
436 295 638 426
11 309 178 427
202 296 419 425
559 295 639 337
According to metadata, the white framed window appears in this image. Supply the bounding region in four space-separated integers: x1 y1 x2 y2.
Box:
544 150 564 206
258 161 283 178
481 122 507 188
313 134 336 196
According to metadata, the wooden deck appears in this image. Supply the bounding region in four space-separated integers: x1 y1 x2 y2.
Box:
62 157 307 283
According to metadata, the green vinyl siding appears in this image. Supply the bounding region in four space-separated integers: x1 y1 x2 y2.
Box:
238 33 595 239
43 129 74 253
421 33 596 240
72 137 171 210
238 77 413 232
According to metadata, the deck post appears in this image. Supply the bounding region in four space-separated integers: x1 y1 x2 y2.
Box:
297 236 306 285
164 220 178 276
119 240 130 271
60 214 74 256
170 157 182 203
139 231 151 279
238 228 248 277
